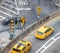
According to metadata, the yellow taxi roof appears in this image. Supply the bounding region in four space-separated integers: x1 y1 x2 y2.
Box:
13 41 26 50
38 26 49 33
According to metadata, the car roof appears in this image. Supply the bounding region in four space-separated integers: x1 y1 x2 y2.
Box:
38 26 50 33
13 40 27 50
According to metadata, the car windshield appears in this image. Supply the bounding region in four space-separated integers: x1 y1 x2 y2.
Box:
17 42 25 48
37 31 43 34
13 48 20 52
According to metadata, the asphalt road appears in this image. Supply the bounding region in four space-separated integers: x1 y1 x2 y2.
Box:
43 38 60 53
22 16 60 53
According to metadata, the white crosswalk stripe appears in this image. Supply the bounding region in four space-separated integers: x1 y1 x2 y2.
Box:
0 10 12 17
0 0 31 21
6 0 15 4
0 16 6 19
0 0 18 20
3 3 17 10
0 5 17 14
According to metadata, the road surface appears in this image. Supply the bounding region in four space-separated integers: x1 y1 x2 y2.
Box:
22 16 60 53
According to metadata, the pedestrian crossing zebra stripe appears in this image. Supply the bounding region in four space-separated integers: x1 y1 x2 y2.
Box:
0 5 17 14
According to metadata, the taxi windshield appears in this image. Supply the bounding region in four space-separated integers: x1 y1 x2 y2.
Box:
37 31 43 34
13 48 20 52
17 42 25 47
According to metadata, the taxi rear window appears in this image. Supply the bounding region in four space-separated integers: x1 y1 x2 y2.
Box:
17 42 25 48
45 28 52 33
13 48 20 52
37 31 43 34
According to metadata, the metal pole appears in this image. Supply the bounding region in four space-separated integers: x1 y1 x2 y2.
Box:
14 0 20 28
9 19 15 40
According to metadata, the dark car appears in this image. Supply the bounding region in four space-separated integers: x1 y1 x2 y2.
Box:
1 16 18 25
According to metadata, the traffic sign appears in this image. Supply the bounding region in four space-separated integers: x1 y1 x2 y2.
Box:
20 17 26 27
36 6 42 16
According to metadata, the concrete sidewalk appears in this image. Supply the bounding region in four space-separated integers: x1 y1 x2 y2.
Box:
0 29 23 50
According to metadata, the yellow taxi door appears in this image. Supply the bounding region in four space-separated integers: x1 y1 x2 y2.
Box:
45 29 50 37
48 29 53 35
45 29 52 37
26 44 31 52
22 46 26 53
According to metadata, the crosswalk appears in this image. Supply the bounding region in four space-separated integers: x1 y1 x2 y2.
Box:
0 0 17 21
53 0 60 7
0 0 31 21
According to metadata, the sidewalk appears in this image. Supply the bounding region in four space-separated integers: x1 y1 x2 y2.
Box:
0 29 23 50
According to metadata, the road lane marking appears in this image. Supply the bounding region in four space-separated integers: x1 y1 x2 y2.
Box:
41 37 60 53
14 0 19 15
7 0 28 5
0 5 17 14
0 10 12 17
3 3 17 10
36 32 60 53
0 16 6 19
6 0 15 4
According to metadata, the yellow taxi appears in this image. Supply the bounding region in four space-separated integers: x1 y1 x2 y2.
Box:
35 26 54 39
11 40 32 53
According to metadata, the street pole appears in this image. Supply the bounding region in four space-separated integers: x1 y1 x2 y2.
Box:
15 0 20 28
36 6 42 20
9 19 15 40
9 0 15 40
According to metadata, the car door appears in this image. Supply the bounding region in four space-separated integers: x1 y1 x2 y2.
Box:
48 28 53 35
22 46 26 53
45 28 52 37
27 43 30 51
45 29 50 37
